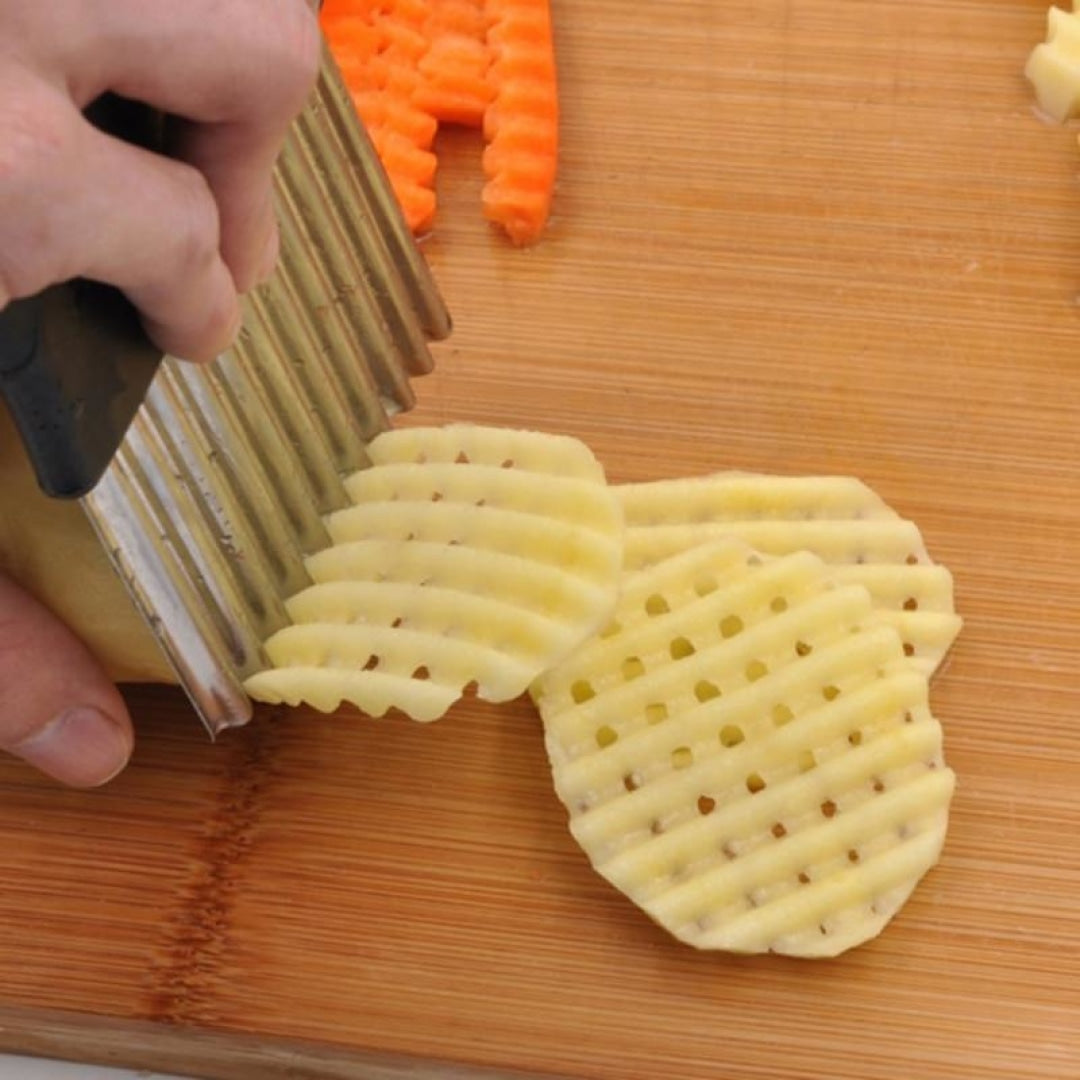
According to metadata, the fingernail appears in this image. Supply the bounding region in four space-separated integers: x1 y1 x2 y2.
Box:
14 707 132 788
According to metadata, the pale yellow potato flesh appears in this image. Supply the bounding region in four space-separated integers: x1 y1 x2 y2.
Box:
532 540 954 958
0 409 171 683
247 425 624 721
1025 5 1080 122
618 474 962 677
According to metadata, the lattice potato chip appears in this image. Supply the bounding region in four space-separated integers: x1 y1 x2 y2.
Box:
532 539 955 957
245 425 624 721
618 474 961 677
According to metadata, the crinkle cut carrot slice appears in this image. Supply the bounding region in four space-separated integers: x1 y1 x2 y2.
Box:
322 0 558 243
482 0 558 245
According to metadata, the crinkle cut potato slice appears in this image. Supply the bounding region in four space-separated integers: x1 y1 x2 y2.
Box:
531 539 955 958
246 425 624 721
618 474 962 677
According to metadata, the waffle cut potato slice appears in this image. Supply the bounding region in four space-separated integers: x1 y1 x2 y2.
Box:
532 539 955 957
618 474 961 677
246 425 624 721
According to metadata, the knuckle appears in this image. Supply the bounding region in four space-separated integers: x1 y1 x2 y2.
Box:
168 164 222 274
257 2 322 113
0 81 72 302
0 617 46 751
0 85 67 197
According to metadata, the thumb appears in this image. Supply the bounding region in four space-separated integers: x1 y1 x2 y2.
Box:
0 571 133 786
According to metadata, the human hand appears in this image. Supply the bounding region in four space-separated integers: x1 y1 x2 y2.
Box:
0 0 321 785
0 571 135 787
0 0 320 361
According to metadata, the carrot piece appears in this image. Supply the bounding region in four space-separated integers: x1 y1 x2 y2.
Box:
412 1 493 126
426 0 489 38
373 18 431 62
320 0 379 23
416 35 494 126
481 0 558 245
378 0 432 26
386 101 438 149
324 0 440 230
322 17 382 52
372 131 438 233
481 112 556 157
350 90 388 128
376 140 437 192
323 0 558 244
336 50 389 92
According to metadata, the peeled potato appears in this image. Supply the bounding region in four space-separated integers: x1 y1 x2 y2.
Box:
247 425 625 721
532 539 955 957
0 409 171 683
618 474 962 677
1025 5 1080 122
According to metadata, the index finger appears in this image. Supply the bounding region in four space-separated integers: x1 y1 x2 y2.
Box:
52 0 322 290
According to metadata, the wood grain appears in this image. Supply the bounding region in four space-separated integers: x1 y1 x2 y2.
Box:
2 2 1079 1078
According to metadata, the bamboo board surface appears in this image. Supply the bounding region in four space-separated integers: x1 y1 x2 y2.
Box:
1 1 1079 1077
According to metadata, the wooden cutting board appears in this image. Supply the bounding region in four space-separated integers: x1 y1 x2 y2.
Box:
1 2 1078 1078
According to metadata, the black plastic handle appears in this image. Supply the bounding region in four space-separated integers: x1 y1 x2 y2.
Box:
0 95 166 499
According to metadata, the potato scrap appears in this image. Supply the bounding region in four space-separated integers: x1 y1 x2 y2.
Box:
532 539 954 957
245 425 623 721
1025 5 1080 123
618 474 961 677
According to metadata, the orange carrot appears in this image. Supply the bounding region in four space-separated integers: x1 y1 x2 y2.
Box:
373 131 438 232
416 35 493 126
321 0 558 244
369 62 439 232
320 0 378 23
414 1 493 126
324 3 439 233
373 18 431 62
481 0 558 246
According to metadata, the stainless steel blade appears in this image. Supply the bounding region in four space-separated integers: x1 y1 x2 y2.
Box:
82 43 450 737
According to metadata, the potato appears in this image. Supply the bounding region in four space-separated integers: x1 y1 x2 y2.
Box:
0 408 172 683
